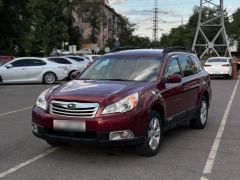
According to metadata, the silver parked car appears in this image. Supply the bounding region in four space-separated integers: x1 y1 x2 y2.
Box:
48 57 88 80
0 57 68 84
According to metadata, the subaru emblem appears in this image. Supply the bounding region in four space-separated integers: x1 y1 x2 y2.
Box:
68 103 77 109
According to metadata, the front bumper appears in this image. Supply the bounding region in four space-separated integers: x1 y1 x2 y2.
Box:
32 106 145 145
32 124 143 145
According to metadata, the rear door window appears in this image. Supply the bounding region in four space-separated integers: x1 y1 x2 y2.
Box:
179 55 196 77
29 59 46 66
190 55 203 73
67 57 85 62
48 58 72 64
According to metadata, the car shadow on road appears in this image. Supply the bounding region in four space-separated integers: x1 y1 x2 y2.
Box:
53 123 194 158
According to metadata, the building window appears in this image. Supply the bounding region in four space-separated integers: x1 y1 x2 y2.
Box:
82 39 92 44
82 17 89 23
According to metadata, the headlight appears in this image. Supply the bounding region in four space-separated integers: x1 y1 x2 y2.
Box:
36 89 49 110
102 93 139 115
36 85 59 110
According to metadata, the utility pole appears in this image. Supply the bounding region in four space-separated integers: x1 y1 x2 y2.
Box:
153 0 159 41
192 0 231 59
144 0 169 41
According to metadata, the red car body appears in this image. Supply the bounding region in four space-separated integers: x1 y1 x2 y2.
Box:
0 56 14 65
32 48 211 155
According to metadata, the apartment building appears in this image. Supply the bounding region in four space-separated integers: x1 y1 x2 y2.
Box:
73 0 120 49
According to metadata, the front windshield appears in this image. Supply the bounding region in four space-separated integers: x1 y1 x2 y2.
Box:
80 56 162 82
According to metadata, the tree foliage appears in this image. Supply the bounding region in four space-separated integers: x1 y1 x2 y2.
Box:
158 6 240 52
228 8 240 51
0 0 31 55
27 0 71 55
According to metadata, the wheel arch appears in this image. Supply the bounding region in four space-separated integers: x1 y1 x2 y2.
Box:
151 103 166 131
42 71 57 82
201 91 209 106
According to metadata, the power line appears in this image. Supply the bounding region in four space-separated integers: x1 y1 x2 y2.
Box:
144 0 169 41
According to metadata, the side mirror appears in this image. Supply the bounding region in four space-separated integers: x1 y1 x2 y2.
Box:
167 74 182 83
70 71 81 80
5 64 13 69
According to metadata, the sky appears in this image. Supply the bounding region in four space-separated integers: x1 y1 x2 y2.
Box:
108 0 240 40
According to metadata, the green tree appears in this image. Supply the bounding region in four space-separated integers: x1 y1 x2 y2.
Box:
27 0 71 55
0 0 31 55
158 6 231 51
228 8 240 51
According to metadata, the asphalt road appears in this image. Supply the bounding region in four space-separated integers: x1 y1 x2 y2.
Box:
0 80 239 180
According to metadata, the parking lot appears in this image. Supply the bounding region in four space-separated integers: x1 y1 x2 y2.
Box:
0 79 239 180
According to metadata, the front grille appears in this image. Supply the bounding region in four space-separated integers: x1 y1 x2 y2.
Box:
50 100 99 118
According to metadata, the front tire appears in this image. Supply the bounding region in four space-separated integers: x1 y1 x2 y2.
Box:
191 96 208 129
43 72 56 84
68 70 77 80
137 111 162 156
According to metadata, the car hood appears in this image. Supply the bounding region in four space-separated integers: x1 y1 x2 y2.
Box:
50 80 147 104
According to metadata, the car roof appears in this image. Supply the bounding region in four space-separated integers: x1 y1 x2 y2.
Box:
14 57 45 60
208 57 229 60
105 49 164 57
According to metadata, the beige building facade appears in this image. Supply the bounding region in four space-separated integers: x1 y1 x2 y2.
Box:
73 0 120 50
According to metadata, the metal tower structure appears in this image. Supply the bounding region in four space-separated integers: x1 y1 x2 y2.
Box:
153 0 159 41
192 0 231 59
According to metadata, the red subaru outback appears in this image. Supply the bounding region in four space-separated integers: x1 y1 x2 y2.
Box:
32 48 211 156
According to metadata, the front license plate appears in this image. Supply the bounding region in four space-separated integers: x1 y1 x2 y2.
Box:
53 120 86 132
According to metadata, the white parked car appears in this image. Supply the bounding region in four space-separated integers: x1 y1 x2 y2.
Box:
0 57 68 84
84 55 101 63
204 57 232 78
77 48 92 55
48 57 88 80
65 56 90 67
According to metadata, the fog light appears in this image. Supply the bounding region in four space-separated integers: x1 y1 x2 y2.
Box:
109 130 135 141
32 123 38 133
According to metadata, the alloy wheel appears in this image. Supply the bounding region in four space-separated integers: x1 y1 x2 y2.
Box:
148 117 161 150
200 100 207 125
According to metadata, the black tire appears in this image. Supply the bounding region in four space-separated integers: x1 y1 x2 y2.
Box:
136 111 162 156
227 75 231 79
190 96 208 129
46 140 68 147
68 70 77 80
43 72 56 84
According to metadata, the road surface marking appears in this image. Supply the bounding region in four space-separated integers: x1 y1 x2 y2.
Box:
201 80 239 180
0 148 59 178
0 107 32 117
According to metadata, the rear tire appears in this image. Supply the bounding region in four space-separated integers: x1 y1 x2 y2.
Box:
43 72 56 84
136 111 162 156
46 140 68 147
190 96 208 129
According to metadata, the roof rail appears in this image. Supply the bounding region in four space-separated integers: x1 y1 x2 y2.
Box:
162 46 193 54
110 46 140 53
